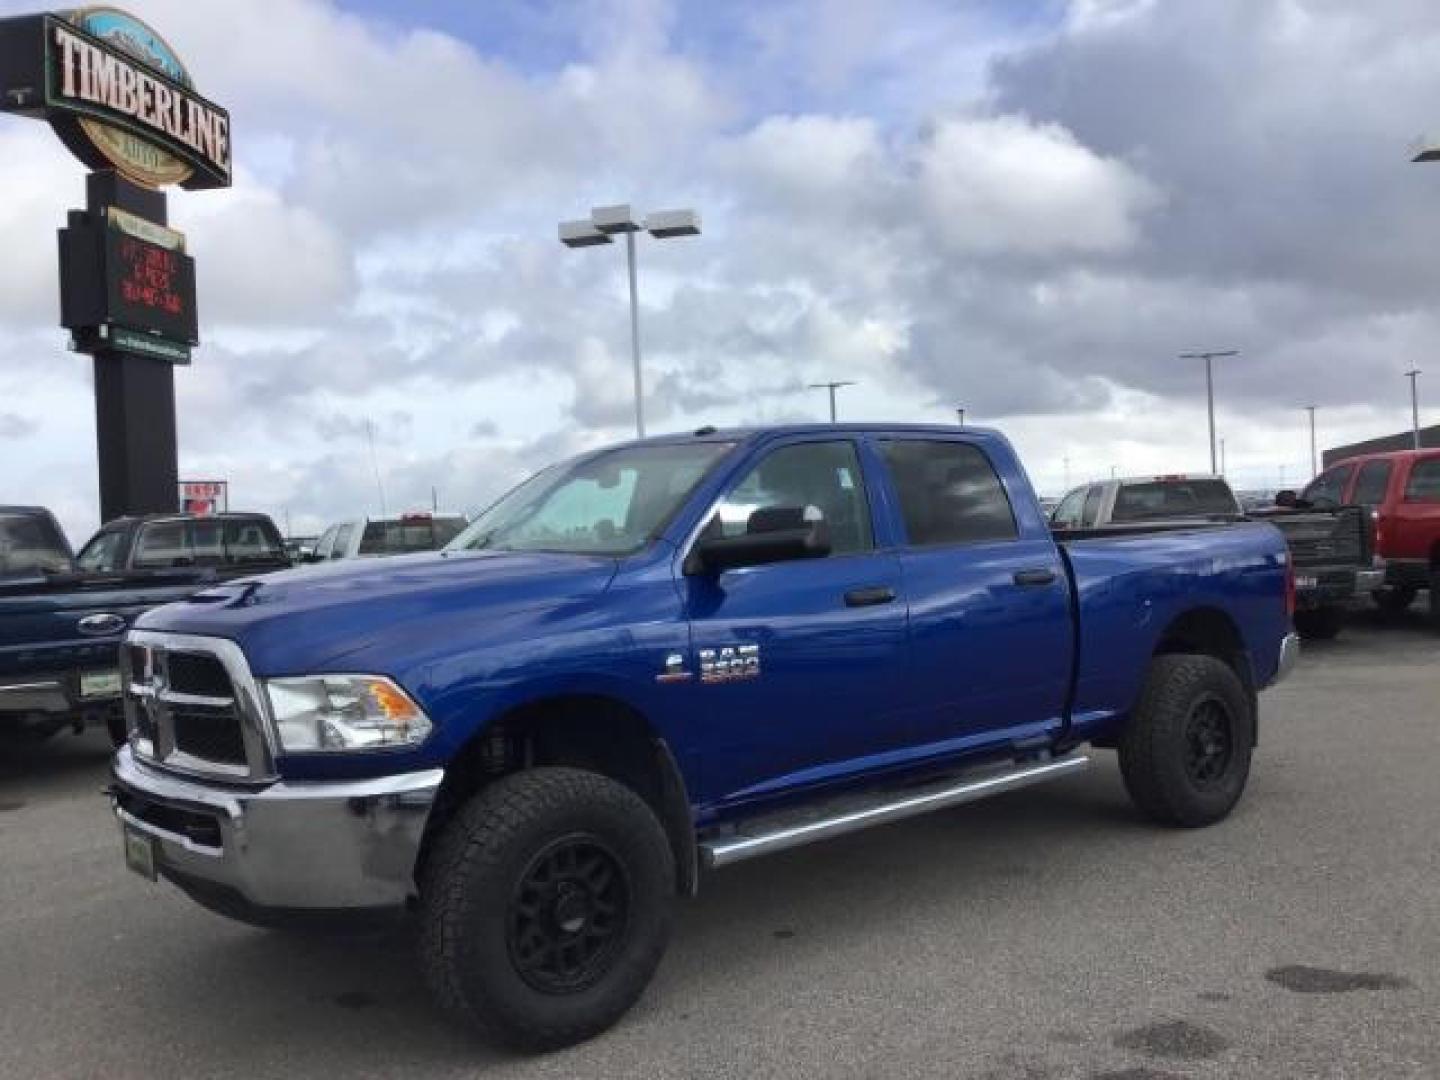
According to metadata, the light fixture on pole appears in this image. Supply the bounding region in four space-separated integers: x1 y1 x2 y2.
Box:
1405 369 1422 449
558 204 701 438
808 381 855 422
1304 405 1318 478
1180 349 1239 475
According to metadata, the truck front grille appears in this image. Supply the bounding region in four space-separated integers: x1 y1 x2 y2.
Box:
123 632 273 781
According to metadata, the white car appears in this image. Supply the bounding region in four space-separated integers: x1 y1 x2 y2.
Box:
309 513 468 561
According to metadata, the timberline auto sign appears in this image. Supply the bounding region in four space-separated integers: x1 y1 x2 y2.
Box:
0 8 231 189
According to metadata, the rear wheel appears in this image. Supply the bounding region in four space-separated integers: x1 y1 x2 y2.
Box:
1118 654 1254 828
1428 568 1440 629
419 767 674 1051
1372 585 1417 615
1293 606 1344 641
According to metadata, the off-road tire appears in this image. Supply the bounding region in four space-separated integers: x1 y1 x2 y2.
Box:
1293 606 1343 641
419 767 674 1051
1372 585 1417 615
1118 654 1254 828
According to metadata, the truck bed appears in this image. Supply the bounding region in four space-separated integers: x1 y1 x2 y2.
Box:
1055 520 1291 744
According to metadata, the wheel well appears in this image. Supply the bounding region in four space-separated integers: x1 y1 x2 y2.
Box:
415 694 697 897
1153 606 1257 732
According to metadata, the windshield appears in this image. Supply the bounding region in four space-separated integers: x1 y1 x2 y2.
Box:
1111 479 1239 521
449 441 736 556
0 512 72 578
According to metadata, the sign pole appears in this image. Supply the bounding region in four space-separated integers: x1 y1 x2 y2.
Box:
85 172 179 520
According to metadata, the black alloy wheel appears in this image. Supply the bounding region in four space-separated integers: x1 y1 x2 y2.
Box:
508 834 632 994
1182 696 1234 789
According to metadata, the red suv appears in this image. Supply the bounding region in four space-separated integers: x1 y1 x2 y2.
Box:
1300 449 1440 625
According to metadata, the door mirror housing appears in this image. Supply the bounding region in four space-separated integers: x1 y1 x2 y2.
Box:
684 507 832 575
1274 489 1298 508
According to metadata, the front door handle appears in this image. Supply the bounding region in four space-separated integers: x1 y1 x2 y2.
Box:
1013 568 1057 587
844 586 897 608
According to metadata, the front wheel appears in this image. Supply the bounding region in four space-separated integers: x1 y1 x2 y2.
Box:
1293 606 1344 641
419 767 675 1051
1118 654 1254 828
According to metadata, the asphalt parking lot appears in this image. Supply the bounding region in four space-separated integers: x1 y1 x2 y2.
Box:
1 609 1437 1080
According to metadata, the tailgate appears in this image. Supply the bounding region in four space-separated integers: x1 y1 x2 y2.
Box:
0 577 204 681
1263 507 1370 569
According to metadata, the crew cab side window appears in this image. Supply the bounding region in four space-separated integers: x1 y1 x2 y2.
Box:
1351 460 1392 505
879 440 1017 545
77 530 125 572
1404 458 1440 503
331 524 355 558
1051 487 1086 528
1301 464 1353 507
712 441 873 555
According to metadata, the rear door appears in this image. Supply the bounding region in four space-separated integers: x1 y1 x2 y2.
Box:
875 436 1072 755
1389 455 1440 561
682 436 909 807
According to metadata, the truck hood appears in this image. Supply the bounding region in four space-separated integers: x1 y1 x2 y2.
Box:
134 550 620 675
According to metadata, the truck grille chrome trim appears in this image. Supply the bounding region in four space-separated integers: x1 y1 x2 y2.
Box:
699 755 1090 869
122 630 276 782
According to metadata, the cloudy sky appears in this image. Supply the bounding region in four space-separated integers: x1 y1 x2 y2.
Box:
2 0 1439 541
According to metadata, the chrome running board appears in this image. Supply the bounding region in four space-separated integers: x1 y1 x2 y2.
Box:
699 755 1090 869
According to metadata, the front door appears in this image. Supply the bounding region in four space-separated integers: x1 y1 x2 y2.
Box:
682 437 909 810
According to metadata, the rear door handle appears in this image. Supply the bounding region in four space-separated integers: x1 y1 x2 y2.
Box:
1012 568 1057 587
844 586 897 608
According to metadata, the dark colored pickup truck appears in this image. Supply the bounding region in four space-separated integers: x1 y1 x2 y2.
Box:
1 509 288 744
110 425 1297 1050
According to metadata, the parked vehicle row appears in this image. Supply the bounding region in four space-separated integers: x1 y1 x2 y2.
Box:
107 423 1297 1050
1293 448 1440 625
1049 468 1415 640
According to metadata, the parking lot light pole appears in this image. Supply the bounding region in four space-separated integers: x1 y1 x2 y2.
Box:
1180 349 1239 475
809 381 855 422
1405 370 1422 449
1305 405 1318 478
956 406 966 426
559 205 701 438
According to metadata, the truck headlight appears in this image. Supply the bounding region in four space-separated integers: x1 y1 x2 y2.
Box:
264 675 432 752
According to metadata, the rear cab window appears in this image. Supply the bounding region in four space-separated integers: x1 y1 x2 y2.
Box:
133 518 285 568
359 516 468 556
1403 458 1440 502
1110 479 1238 521
878 440 1018 545
0 512 71 578
1081 485 1105 527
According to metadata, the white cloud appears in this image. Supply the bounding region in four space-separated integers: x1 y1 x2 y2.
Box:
916 114 1161 255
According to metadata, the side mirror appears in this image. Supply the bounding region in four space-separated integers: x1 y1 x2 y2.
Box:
1274 490 1298 508
684 507 832 575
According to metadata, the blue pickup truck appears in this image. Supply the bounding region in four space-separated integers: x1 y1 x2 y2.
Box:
109 425 1298 1049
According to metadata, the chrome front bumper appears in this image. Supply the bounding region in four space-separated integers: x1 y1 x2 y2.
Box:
1272 632 1301 687
110 746 442 915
